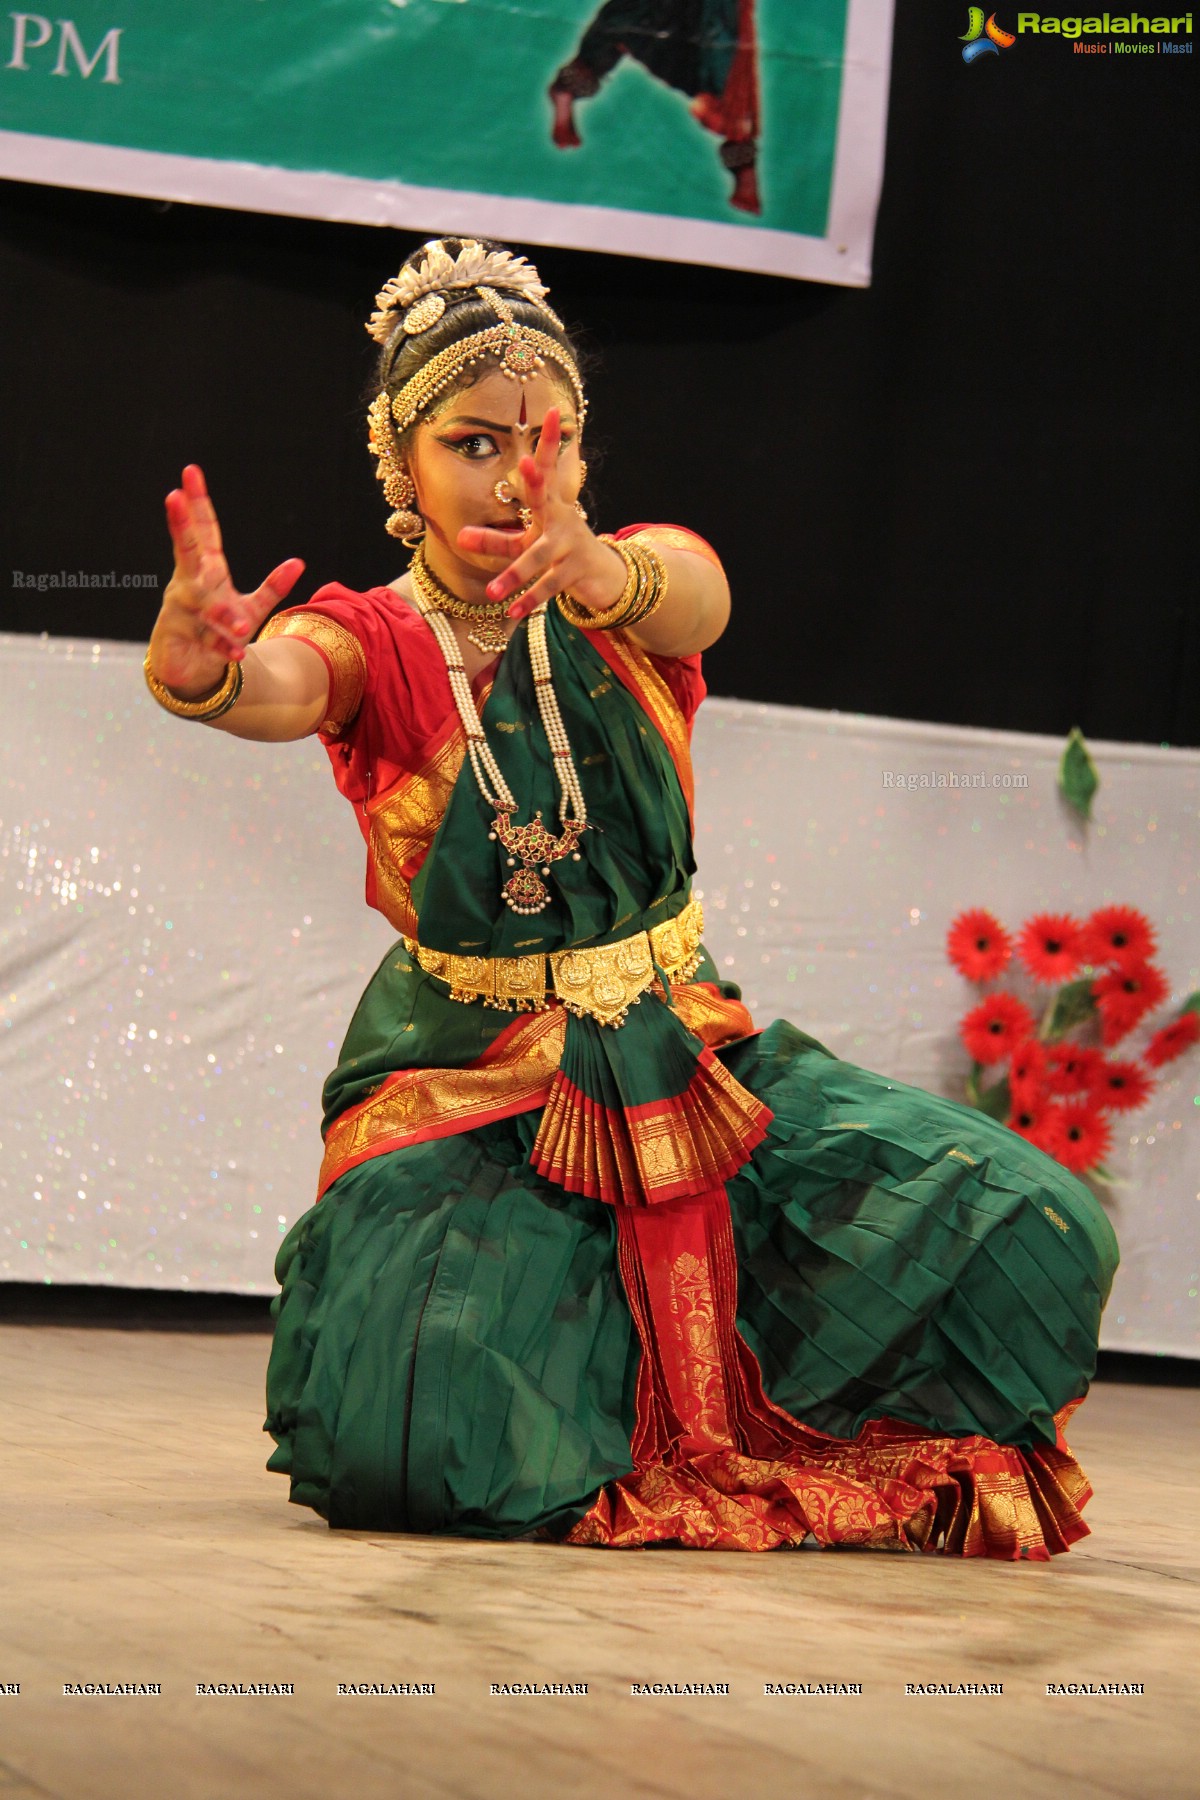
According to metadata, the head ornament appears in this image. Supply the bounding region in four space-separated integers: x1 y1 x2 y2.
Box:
365 239 586 540
366 240 551 344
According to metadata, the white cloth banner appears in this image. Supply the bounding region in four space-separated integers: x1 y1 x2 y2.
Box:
1 631 1196 1359
0 0 894 285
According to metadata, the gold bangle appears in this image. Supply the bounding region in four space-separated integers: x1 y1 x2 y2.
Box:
556 536 667 632
613 539 668 627
143 653 244 721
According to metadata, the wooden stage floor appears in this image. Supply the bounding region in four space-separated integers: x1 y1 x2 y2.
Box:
1 1322 1195 1800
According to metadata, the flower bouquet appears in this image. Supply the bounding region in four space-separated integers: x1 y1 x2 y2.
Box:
946 904 1199 1180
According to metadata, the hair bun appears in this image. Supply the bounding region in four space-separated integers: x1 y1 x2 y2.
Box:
366 239 550 344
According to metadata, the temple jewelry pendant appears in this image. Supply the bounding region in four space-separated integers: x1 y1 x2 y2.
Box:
466 620 509 655
489 809 586 914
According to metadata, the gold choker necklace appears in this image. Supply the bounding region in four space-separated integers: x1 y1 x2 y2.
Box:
410 545 510 655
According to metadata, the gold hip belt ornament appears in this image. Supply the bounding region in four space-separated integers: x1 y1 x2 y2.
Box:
404 899 705 1029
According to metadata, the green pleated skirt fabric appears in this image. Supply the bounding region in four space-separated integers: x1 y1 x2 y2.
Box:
264 1019 1118 1536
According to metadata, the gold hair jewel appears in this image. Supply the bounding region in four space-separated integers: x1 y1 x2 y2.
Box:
384 286 586 439
403 293 446 336
367 240 551 345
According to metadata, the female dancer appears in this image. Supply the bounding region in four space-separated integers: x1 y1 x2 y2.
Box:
145 237 1117 1554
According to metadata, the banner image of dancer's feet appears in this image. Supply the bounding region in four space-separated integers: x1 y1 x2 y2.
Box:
0 1 893 283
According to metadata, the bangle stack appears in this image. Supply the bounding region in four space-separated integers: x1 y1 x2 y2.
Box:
143 653 244 722
555 534 668 632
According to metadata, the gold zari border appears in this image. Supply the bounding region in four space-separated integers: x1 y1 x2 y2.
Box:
366 730 467 937
257 609 367 736
405 899 704 1028
317 1007 567 1197
626 525 724 572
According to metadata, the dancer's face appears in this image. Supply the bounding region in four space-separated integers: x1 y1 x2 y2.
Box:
406 367 582 579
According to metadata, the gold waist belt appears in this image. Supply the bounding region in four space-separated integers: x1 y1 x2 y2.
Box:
404 899 704 1030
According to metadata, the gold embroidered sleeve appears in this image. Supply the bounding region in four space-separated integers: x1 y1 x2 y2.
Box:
623 525 725 574
256 609 367 735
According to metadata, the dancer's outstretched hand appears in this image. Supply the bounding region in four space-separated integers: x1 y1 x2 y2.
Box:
149 464 305 697
455 407 624 622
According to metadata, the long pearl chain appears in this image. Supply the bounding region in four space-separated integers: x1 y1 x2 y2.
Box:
414 594 588 913
527 606 588 827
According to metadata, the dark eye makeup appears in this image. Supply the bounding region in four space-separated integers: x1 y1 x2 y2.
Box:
438 430 578 461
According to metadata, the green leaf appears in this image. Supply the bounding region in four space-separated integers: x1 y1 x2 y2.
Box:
1059 727 1100 820
1045 979 1098 1039
976 1074 1012 1121
1180 991 1200 1018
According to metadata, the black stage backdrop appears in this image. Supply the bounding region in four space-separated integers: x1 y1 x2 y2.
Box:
0 3 1196 745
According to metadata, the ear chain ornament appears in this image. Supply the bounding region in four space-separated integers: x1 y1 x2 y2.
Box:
410 583 588 916
367 392 424 543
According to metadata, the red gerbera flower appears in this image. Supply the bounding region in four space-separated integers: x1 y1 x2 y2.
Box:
1009 1037 1049 1102
1144 1011 1200 1068
1042 1101 1113 1175
1016 912 1084 984
960 993 1037 1065
1092 962 1170 1046
1078 904 1158 970
1007 1094 1055 1149
1090 1057 1155 1114
947 908 1012 982
1044 1042 1104 1097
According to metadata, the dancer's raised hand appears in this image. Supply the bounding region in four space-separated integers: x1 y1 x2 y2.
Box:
455 407 625 623
149 464 304 698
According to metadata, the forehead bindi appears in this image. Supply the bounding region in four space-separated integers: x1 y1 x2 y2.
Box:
439 371 575 432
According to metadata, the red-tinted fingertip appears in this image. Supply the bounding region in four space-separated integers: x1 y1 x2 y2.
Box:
267 557 306 597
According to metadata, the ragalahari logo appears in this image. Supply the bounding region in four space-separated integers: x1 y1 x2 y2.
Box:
961 8 1017 59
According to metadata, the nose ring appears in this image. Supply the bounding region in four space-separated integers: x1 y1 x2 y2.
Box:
493 479 515 505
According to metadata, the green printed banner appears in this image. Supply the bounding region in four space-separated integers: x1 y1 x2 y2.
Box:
0 1 894 282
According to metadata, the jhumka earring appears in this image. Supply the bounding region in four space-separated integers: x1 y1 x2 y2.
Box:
385 467 424 545
368 392 425 545
575 458 589 520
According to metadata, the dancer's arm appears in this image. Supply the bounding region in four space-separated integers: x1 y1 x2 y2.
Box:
458 408 731 657
147 464 329 741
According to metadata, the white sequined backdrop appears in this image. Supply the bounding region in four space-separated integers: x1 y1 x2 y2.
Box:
2 632 1197 1358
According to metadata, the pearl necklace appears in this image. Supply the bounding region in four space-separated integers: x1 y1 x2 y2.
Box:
410 544 510 655
413 591 588 915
